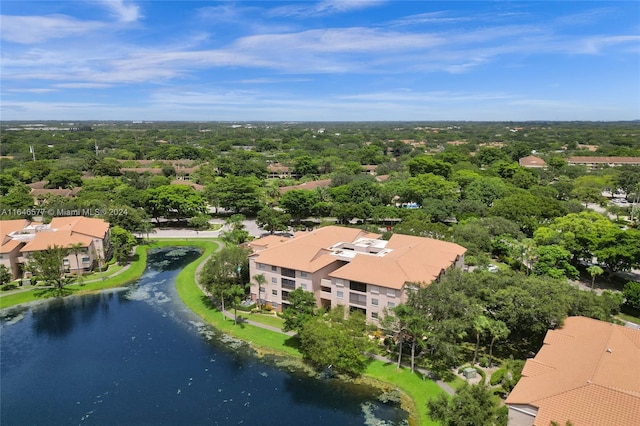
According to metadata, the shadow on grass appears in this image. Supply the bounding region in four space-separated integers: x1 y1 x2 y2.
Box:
283 335 301 350
33 286 76 298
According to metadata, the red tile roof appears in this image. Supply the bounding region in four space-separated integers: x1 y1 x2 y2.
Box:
506 316 640 426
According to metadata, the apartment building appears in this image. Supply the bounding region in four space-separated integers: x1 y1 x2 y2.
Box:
0 216 110 280
248 226 466 322
567 156 640 170
506 316 640 426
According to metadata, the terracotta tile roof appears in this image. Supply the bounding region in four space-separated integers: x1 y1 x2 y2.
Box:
519 155 547 167
249 226 379 272
249 226 465 290
0 219 30 239
567 156 640 164
49 216 109 239
506 316 640 426
20 230 92 252
0 238 23 254
280 179 332 193
330 233 466 289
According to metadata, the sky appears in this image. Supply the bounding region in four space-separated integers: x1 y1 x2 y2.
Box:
1 1 639 122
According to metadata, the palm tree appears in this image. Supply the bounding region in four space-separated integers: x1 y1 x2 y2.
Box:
252 274 266 311
587 265 604 289
69 242 85 285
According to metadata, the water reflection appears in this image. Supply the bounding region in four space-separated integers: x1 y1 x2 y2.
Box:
1 246 408 425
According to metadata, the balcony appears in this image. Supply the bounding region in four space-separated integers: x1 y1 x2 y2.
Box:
349 293 366 307
281 278 295 291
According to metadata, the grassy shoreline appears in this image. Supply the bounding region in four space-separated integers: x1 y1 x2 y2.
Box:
173 240 442 426
2 239 442 425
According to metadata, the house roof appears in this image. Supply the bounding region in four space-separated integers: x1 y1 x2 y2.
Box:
21 230 93 252
519 155 547 167
170 180 205 191
329 233 466 289
505 316 640 426
567 156 640 164
0 219 30 239
49 216 109 239
249 226 380 273
249 226 465 289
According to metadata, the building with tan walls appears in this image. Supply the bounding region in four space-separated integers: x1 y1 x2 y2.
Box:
0 217 110 280
247 225 466 322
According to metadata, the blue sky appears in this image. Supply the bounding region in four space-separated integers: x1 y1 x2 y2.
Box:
1 1 639 121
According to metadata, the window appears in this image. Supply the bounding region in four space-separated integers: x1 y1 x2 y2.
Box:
335 279 344 287
301 283 307 290
258 263 265 270
337 291 344 299
387 289 396 298
271 277 277 283
371 312 379 319
371 298 378 306
370 285 379 294
82 257 90 263
387 302 395 308
281 278 295 290
349 281 367 293
272 290 278 296
301 271 308 278
321 286 331 293
349 292 366 306
281 267 296 278
271 265 277 272
63 259 70 265
259 286 265 293
282 291 290 302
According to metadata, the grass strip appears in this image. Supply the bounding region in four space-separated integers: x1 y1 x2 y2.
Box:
173 243 301 358
363 361 443 426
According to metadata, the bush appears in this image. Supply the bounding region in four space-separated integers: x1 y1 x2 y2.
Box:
1 282 18 291
623 281 640 310
479 356 489 368
490 369 506 386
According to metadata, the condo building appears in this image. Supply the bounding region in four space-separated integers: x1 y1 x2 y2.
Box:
248 226 466 322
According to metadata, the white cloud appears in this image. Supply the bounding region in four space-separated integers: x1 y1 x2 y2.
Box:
0 14 104 44
270 0 385 17
97 0 141 23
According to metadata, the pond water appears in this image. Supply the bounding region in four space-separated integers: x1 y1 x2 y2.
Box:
1 247 408 425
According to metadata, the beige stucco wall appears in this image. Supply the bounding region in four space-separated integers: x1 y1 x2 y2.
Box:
507 405 537 426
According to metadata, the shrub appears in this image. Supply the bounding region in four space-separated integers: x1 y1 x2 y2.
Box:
1 282 18 291
490 369 506 386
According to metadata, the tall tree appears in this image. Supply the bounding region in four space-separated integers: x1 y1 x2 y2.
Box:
428 383 507 426
252 274 266 310
282 288 317 333
256 207 290 234
27 245 70 291
110 226 137 265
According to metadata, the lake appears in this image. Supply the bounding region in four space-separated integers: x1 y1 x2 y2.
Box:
0 246 408 425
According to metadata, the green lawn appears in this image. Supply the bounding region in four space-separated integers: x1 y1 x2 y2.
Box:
237 312 286 329
364 361 444 426
618 305 640 324
173 249 302 357
0 245 149 309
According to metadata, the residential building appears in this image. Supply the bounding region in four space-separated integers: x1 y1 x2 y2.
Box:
518 156 547 168
505 316 640 426
267 163 300 179
248 226 466 321
0 217 110 280
567 156 640 170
